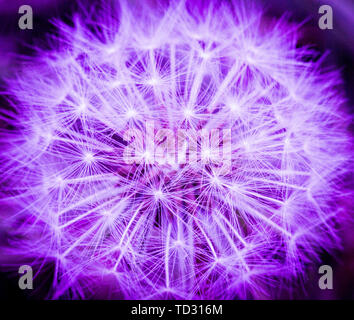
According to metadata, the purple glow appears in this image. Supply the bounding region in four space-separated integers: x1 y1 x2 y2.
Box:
0 1 352 299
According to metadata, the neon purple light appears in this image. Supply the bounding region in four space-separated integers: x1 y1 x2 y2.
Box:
0 1 352 299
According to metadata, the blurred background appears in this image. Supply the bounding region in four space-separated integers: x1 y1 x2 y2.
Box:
0 0 352 299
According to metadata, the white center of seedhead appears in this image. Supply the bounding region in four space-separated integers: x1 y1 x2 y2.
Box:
83 152 95 164
153 189 164 200
126 108 138 119
146 76 161 86
76 103 87 114
183 108 195 119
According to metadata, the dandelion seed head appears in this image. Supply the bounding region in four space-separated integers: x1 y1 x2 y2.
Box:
0 0 352 299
